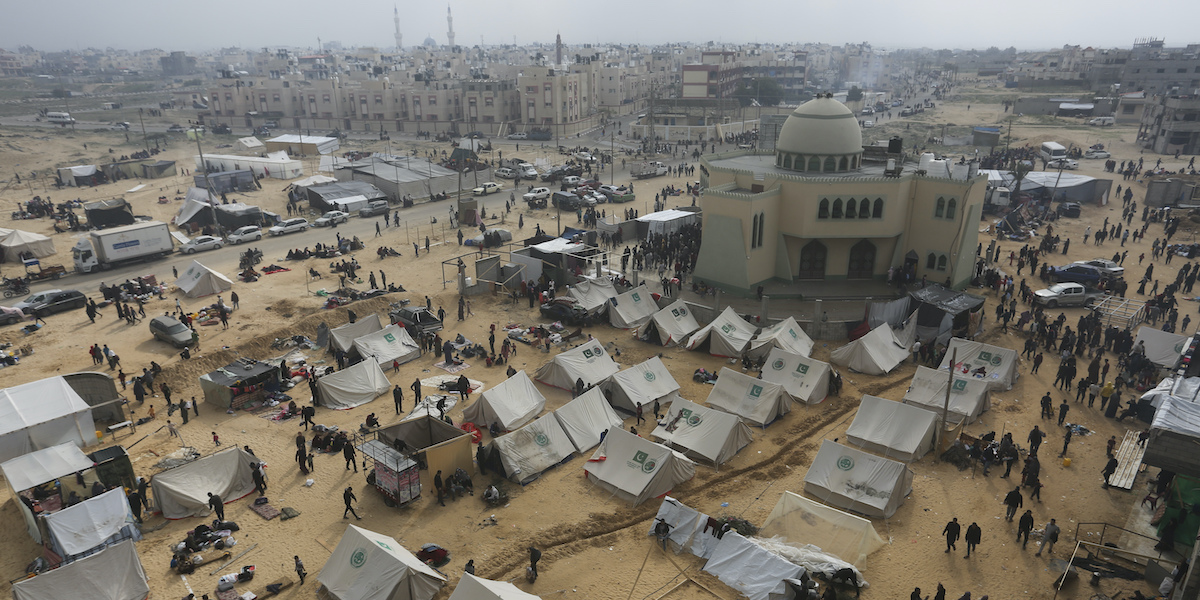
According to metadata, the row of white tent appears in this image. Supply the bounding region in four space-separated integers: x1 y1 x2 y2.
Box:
317 314 422 410
0 228 56 261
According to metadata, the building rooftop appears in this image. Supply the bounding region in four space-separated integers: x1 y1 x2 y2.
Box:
707 152 907 182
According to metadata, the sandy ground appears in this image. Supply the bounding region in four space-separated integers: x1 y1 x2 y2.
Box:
0 84 1189 600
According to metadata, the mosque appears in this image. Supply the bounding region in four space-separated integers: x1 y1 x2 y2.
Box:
692 95 986 295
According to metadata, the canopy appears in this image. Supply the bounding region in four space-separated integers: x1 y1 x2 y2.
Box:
567 278 619 315
760 348 832 404
318 525 445 600
1134 327 1189 369
584 428 695 506
449 574 541 600
637 299 700 346
845 395 937 462
11 539 149 600
150 447 257 519
175 260 233 298
829 324 908 375
684 306 756 357
651 398 753 466
552 387 624 453
608 284 658 329
1141 376 1200 410
939 338 1019 391
705 368 794 428
534 339 620 390
803 440 914 518
603 357 681 414
330 313 384 353
903 365 992 424
45 487 139 556
490 413 577 484
463 370 546 431
0 442 94 493
747 317 814 360
354 324 420 366
0 376 97 463
1 229 56 261
317 359 391 410
760 491 886 569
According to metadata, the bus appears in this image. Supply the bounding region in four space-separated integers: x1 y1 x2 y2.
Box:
45 112 75 125
1039 142 1066 163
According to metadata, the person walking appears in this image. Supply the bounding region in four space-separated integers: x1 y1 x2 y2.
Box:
635 402 645 425
344 440 358 473
294 556 307 585
166 420 180 438
1040 393 1053 419
1017 510 1035 549
1003 486 1023 521
207 492 224 522
1036 518 1060 556
1060 427 1073 457
343 486 361 519
1102 456 1119 488
964 522 981 558
251 463 267 495
393 385 404 414
1057 400 1070 426
1028 426 1044 454
301 405 315 430
942 518 960 553
528 546 542 581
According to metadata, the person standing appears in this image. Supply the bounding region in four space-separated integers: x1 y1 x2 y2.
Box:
528 546 542 581
1057 400 1070 426
964 522 981 558
393 385 404 415
251 463 267 495
1102 456 1119 488
343 486 361 519
294 556 307 585
1003 487 1023 521
433 470 446 507
166 420 179 438
231 291 239 310
127 489 143 523
344 440 358 473
207 492 225 521
190 396 199 417
411 378 422 406
635 402 645 425
1060 427 1073 457
1017 510 1035 549
1040 393 1053 419
942 518 960 553
1036 518 1060 556
1028 426 1044 454
180 400 189 425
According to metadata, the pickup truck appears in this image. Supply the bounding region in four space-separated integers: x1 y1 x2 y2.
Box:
390 306 443 335
1034 282 1106 308
631 161 668 179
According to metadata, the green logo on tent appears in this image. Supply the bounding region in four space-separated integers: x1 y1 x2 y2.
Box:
788 329 798 339
721 323 734 334
671 308 683 317
631 293 641 302
350 547 368 568
642 458 658 473
795 363 809 375
951 379 967 392
836 456 855 471
534 433 550 447
683 409 703 427
632 450 649 465
772 359 786 371
978 351 992 363
582 348 595 358
749 384 763 397
375 540 393 551
384 333 395 343
644 371 656 382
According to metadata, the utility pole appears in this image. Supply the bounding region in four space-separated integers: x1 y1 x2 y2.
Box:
647 82 656 155
940 348 956 452
192 125 219 231
138 108 149 153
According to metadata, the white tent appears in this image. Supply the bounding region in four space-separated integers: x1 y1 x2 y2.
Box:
490 413 577 484
760 491 886 569
330 313 384 353
318 525 446 600
150 446 257 519
236 136 264 150
0 376 97 463
939 338 1019 391
56 165 98 187
1134 327 1189 368
1 229 56 261
684 306 757 357
1 443 97 542
603 357 681 414
11 539 149 600
759 348 832 405
317 359 392 410
464 370 546 431
637 300 701 346
534 339 620 390
804 440 913 518
829 324 909 375
651 398 753 466
845 395 938 462
608 284 658 329
354 324 420 366
584 428 696 506
1141 376 1200 409
702 532 805 600
705 368 794 428
45 487 140 557
903 365 992 424
174 260 232 298
747 316 814 360
567 278 618 315
449 574 542 600
553 387 624 453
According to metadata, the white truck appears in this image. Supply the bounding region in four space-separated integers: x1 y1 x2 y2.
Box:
73 221 174 273
631 161 669 179
45 112 75 125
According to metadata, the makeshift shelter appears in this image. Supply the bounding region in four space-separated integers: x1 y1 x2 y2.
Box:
584 428 695 506
236 136 264 150
845 395 938 462
534 339 620 390
651 398 753 467
376 415 473 495
684 306 757 357
317 359 391 410
637 300 701 346
1 229 56 261
705 368 794 428
175 260 232 298
0 376 97 463
566 278 619 315
603 357 681 414
906 284 986 345
747 316 814 360
804 440 914 518
354 324 420 367
11 539 149 600
329 313 384 353
267 134 341 156
150 447 257 519
318 525 445 600
464 370 546 431
195 151 303 180
489 413 577 484
608 284 658 329
759 348 832 405
307 181 388 212
1141 377 1200 410
449 573 542 600
142 160 177 179
552 387 624 452
1134 327 1189 369
760 491 886 569
635 209 701 239
939 338 1019 391
44 487 141 560
195 169 256 194
1 443 98 542
903 365 991 424
56 165 101 187
1143 398 1200 477
84 199 135 228
198 359 282 410
702 532 805 600
829 324 908 375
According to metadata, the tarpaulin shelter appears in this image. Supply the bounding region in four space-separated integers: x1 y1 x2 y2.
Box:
464 371 546 431
307 181 387 212
705 368 794 428
267 134 341 156
449 573 542 600
84 199 135 228
534 339 620 390
567 278 618 315
906 284 985 346
330 313 384 353
608 284 658 329
760 348 832 405
760 491 886 569
684 306 757 357
196 151 304 180
747 316 814 360
1 443 97 542
1141 377 1200 410
702 532 805 600
489 413 577 484
804 440 914 518
44 487 140 559
174 260 232 298
845 395 937 462
651 398 753 467
56 164 101 187
10 539 149 600
829 324 908 375
583 428 695 506
635 209 701 239
940 338 1019 391
1134 327 1189 369
199 359 281 409
0 376 97 463
1 229 56 261
317 359 391 410
150 447 258 519
637 300 701 346
317 525 445 600
236 137 263 150
141 159 177 179
1144 398 1200 477
903 365 991 424
354 324 420 367
649 496 722 559
174 187 219 227
195 169 256 194
552 387 624 453
602 357 681 414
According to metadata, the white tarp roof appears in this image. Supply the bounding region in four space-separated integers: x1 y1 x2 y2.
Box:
761 491 886 569
553 387 624 453
608 284 658 329
760 348 832 404
44 487 137 556
804 440 914 518
603 357 681 413
317 359 391 410
330 313 384 353
1141 376 1200 409
567 278 619 315
449 573 542 600
651 397 753 466
318 525 445 600
904 365 991 424
1 442 93 493
464 370 546 431
584 428 695 506
1150 397 1200 437
175 260 232 297
354 324 420 366
236 136 263 149
195 152 304 179
531 238 584 254
845 395 938 462
11 539 148 600
534 339 620 390
1 229 56 259
747 316 814 360
1134 327 1189 368
267 134 340 154
637 209 696 223
62 164 98 177
830 324 909 375
0 376 96 463
290 174 338 188
491 412 577 484
685 306 757 357
705 368 794 428
150 447 257 519
637 300 700 346
939 338 1019 391
702 532 805 600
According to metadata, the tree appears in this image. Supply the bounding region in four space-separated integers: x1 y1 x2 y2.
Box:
846 86 863 102
731 78 784 107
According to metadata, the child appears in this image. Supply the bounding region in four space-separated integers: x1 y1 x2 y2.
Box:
212 431 221 446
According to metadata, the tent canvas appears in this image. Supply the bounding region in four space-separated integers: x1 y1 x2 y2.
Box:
490 413 577 484
317 359 391 410
45 487 140 557
760 491 886 569
1 443 96 543
552 387 624 453
603 357 681 413
705 368 794 428
583 428 696 506
803 440 914 518
829 324 909 375
1141 376 1200 410
11 539 149 600
463 370 546 431
939 338 1019 391
354 324 421 366
747 316 814 360
533 339 620 390
150 447 257 519
236 136 264 149
1134 327 1189 368
684 306 757 357
567 278 618 315
318 525 445 600
608 285 658 329
1 229 56 261
702 532 805 600
845 395 937 462
907 284 986 346
0 376 97 463
449 574 542 600
651 398 753 466
903 365 991 424
174 260 233 298
329 313 384 353
759 348 832 404
637 300 700 346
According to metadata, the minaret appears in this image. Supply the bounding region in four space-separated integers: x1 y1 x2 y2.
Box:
555 33 563 66
446 6 455 49
393 6 402 51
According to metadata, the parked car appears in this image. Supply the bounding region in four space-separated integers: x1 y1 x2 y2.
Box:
1057 202 1082 218
506 132 528 140
863 120 875 128
1047 263 1108 285
359 200 391 218
473 182 503 196
540 299 589 325
598 184 629 196
551 191 583 210
523 187 551 202
1048 158 1078 170
149 315 194 347
390 306 443 335
1073 258 1124 278
861 107 874 115
13 289 62 314
1083 149 1111 159
269 218 309 236
253 126 271 136
25 289 86 317
227 225 263 244
181 235 224 254
465 131 486 139
520 165 539 179
1034 282 1106 308
167 124 185 132
314 210 350 227
0 306 27 325
494 167 517 179
212 124 232 135
561 175 582 187
573 152 596 163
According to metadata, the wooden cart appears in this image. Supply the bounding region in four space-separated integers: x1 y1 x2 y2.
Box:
358 439 421 507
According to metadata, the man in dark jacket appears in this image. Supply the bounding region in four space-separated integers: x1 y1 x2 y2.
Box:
1003 487 1023 521
1017 510 1035 549
942 518 960 553
964 522 982 558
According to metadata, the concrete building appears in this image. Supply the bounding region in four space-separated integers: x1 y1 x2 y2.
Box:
1139 94 1200 155
1122 38 1200 95
681 51 742 100
160 51 196 76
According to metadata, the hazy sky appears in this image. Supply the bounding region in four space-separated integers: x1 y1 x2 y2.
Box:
3 0 1198 53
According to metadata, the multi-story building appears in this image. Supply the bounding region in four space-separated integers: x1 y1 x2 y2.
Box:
0 52 25 77
160 51 197 76
1121 39 1200 95
1139 94 1200 155
681 51 742 100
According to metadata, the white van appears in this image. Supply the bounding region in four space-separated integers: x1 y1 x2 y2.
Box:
1088 116 1115 126
45 112 75 125
1040 142 1067 163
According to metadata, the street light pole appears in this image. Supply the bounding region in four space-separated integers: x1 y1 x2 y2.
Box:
138 108 149 153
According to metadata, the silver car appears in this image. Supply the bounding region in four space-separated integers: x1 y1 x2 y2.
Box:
181 235 223 254
227 226 262 244
269 218 309 236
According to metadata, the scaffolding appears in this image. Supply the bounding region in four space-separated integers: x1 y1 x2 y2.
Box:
1092 296 1146 330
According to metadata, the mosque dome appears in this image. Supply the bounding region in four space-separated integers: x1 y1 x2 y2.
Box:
423 36 437 47
774 95 864 174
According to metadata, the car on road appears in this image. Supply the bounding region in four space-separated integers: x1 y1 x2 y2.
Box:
598 184 629 196
390 306 443 335
314 210 350 227
473 182 503 196
506 132 528 140
900 107 915 116
1034 282 1106 308
863 120 875 128
1073 258 1124 278
573 152 595 163
25 289 86 317
1057 202 1082 218
540 299 589 325
580 191 606 206
181 235 223 254
109 122 131 131
1048 158 1079 170
523 187 551 203
212 124 232 135
13 289 62 314
254 126 271 136
561 175 582 187
227 225 263 244
520 165 539 179
149 315 194 347
167 124 185 132
1084 149 1111 159
359 200 391 218
494 167 517 179
861 107 875 115
465 131 486 139
1047 263 1108 285
269 218 309 236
